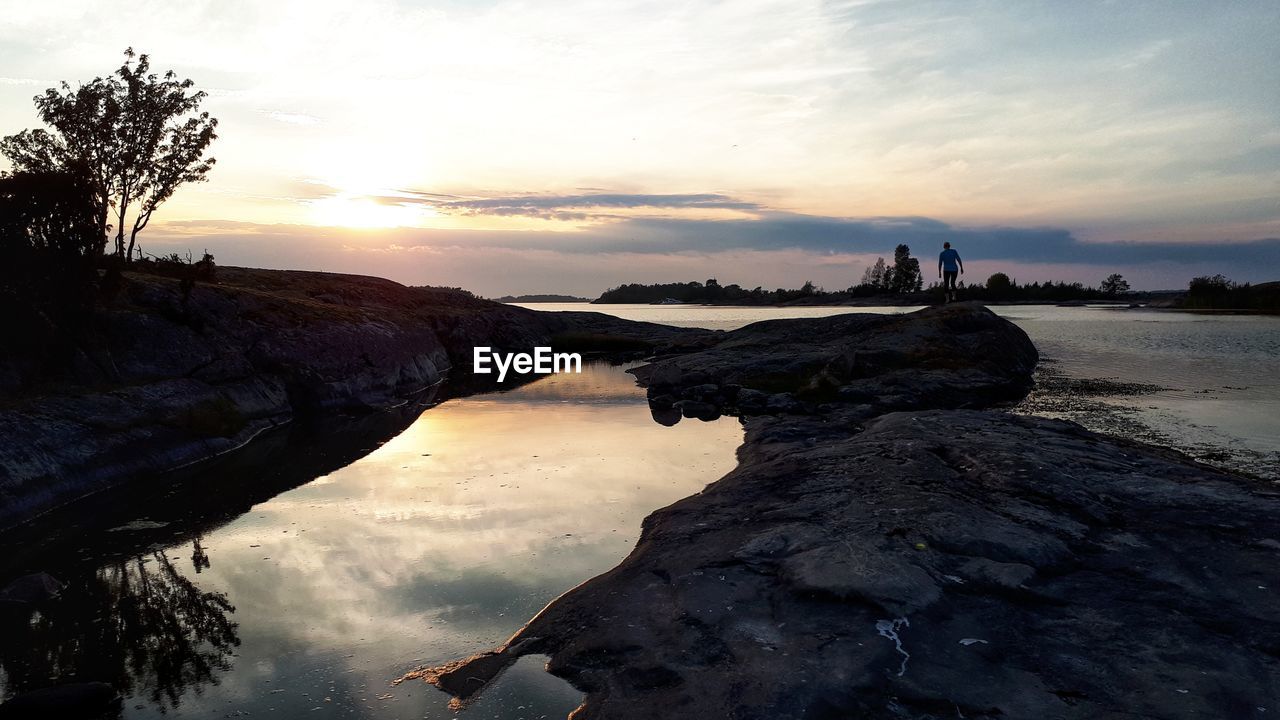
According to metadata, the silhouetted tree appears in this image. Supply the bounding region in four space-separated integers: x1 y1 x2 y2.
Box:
1183 275 1278 310
0 167 102 293
0 166 103 364
0 165 104 389
1100 273 1130 295
861 257 888 290
1 48 218 261
888 244 923 293
986 272 1014 296
1188 274 1234 295
1184 274 1264 309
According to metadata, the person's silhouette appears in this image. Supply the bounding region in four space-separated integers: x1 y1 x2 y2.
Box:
938 242 963 303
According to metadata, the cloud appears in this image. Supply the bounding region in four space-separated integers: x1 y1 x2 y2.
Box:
443 192 760 212
145 208 1280 297
148 210 1280 268
284 180 342 200
350 184 1280 265
375 191 764 220
5 1 1276 245
261 111 321 126
561 213 1280 269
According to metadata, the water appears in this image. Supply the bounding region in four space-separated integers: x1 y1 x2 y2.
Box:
534 302 921 331
0 362 742 718
529 303 1280 475
1001 305 1280 477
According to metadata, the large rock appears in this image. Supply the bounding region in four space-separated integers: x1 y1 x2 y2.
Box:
414 410 1280 718
630 303 1038 417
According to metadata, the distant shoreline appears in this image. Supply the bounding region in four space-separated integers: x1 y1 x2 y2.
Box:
583 298 1132 309
495 294 592 303
567 298 1277 314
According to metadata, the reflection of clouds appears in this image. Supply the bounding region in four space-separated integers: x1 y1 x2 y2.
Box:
165 365 741 717
388 569 550 629
478 361 647 403
136 638 380 719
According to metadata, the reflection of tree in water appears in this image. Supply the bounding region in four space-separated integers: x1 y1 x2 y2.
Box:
191 538 210 574
0 543 239 710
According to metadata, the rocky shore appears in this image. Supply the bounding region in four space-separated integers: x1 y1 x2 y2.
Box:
6 275 1277 718
411 303 1280 719
0 267 707 530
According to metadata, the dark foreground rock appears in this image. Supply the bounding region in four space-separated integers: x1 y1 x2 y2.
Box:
0 267 707 529
633 302 1038 418
410 304 1279 719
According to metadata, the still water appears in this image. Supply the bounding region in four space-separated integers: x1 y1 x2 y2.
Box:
1000 305 1280 476
0 363 742 718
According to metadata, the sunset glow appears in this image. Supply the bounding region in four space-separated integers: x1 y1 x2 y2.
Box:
1 0 1277 294
308 195 431 229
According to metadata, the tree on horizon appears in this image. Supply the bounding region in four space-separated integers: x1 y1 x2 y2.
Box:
888 244 923 293
987 272 1014 295
1100 273 1130 295
1 48 218 262
861 257 888 290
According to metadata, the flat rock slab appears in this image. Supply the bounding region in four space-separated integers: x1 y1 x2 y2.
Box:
415 410 1280 719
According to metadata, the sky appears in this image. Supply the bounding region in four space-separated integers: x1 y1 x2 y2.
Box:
1 0 1277 296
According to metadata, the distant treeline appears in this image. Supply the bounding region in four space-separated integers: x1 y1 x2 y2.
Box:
597 279 839 304
594 271 1279 310
595 270 1134 305
1182 275 1280 311
597 244 928 304
596 245 1142 305
947 273 1114 302
495 294 591 303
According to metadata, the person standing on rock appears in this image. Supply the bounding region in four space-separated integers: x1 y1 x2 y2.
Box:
938 242 963 303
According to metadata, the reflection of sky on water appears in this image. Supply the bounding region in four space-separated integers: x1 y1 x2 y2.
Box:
191 362 741 719
1 361 742 719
